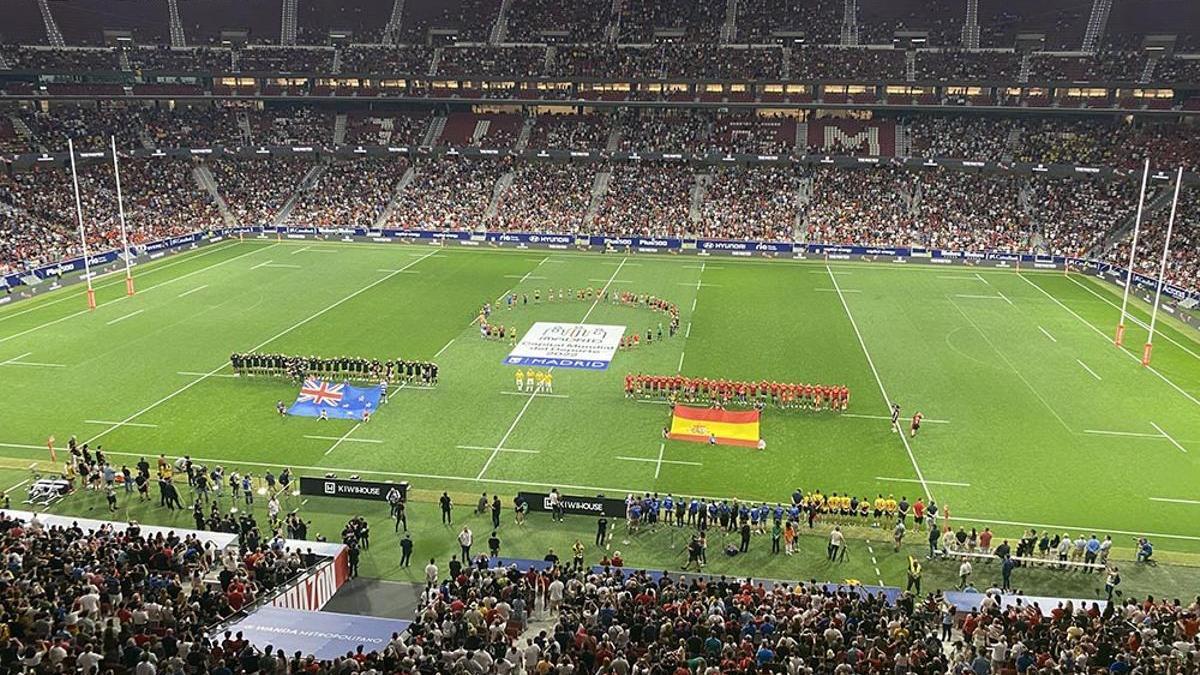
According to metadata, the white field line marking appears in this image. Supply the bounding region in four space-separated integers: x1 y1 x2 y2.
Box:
875 476 970 487
678 282 722 288
304 435 382 444
954 293 1006 301
635 399 671 405
809 270 851 275
5 478 31 493
588 278 630 283
842 413 950 425
603 261 640 266
655 442 665 479
105 309 144 325
434 338 455 358
616 455 701 469
176 371 240 378
1151 422 1189 453
1076 359 1102 380
1065 275 1200 363
85 249 441 445
974 272 991 285
937 275 979 281
177 285 208 298
83 419 158 429
683 264 723 269
0 240 241 326
696 261 705 291
507 274 548 280
677 351 685 372
250 259 274 270
13 440 1200 544
827 265 932 502
1018 274 1200 409
691 298 697 312
476 256 628 480
261 263 302 269
1083 428 1165 439
0 351 33 365
290 246 310 255
814 287 862 293
499 391 568 399
375 269 421 274
0 246 243 345
323 422 362 455
456 445 540 454
947 295 1073 433
1149 497 1200 505
1038 326 1057 343
306 249 340 254
0 240 249 326
995 289 1014 305
0 360 63 368
685 322 692 338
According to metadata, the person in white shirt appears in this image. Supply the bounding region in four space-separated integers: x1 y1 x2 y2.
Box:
958 560 973 589
458 526 473 560
424 559 438 585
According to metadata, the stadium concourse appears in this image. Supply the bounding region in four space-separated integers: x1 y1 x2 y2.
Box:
3 0 1200 672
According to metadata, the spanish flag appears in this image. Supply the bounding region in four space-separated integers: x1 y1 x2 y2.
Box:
668 405 760 448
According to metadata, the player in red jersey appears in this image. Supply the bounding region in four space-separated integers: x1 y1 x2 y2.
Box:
624 374 635 398
910 412 924 437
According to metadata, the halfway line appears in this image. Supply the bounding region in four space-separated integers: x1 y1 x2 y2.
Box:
875 476 970 488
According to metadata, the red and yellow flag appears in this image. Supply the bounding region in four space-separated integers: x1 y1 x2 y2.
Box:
668 405 760 448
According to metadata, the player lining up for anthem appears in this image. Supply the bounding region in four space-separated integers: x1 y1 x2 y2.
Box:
627 373 849 411
231 353 438 386
514 368 553 394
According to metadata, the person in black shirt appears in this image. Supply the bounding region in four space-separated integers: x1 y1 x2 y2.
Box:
595 516 608 546
440 492 452 525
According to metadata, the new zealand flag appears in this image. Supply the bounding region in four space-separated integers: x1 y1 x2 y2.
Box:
287 378 383 419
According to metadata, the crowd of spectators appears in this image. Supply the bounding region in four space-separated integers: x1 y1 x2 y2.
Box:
1105 187 1199 295
709 114 797 155
1030 51 1147 83
0 46 121 71
526 114 612 152
129 46 233 73
344 111 432 147
337 45 434 75
1028 177 1136 258
616 110 711 154
790 47 907 81
913 50 1021 82
617 0 725 43
593 162 694 237
387 157 509 231
911 171 1028 252
697 166 804 241
504 0 611 43
236 47 335 74
207 158 314 227
287 158 409 228
491 162 596 233
904 115 1015 161
803 166 916 247
400 559 1200 674
436 46 548 79
8 105 146 153
736 0 841 44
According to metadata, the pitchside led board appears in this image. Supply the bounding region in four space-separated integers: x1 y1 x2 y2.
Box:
504 322 625 370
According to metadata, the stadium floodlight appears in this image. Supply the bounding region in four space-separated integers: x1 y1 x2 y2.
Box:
1115 158 1149 347
111 136 135 296
1142 166 1183 367
67 138 96 310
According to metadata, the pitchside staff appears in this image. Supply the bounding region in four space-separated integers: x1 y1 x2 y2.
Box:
230 353 438 385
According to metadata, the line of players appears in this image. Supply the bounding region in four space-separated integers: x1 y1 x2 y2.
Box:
230 353 439 385
514 369 554 394
620 490 941 535
477 290 682 347
625 373 850 411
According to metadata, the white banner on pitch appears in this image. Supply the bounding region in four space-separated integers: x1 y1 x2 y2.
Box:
503 322 626 370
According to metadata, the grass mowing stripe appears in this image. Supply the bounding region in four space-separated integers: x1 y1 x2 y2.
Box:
826 265 933 502
0 243 276 345
475 256 629 481
945 295 1073 433
84 249 441 445
1018 273 1200 409
1065 275 1200 363
0 240 240 324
